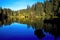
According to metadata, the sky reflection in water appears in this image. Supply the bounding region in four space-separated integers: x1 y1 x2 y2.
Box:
0 23 60 40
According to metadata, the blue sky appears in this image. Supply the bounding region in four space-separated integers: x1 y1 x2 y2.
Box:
0 0 44 10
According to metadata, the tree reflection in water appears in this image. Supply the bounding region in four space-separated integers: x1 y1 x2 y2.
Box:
44 18 60 40
0 16 60 40
34 29 45 40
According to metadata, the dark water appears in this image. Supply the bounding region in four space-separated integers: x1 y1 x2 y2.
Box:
0 23 60 40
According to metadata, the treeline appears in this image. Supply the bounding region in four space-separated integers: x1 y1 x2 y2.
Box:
44 0 60 17
18 0 60 19
43 0 60 38
0 0 60 20
0 8 8 21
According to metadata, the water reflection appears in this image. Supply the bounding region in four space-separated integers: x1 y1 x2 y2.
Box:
44 18 60 40
0 17 60 40
0 23 38 40
34 29 45 39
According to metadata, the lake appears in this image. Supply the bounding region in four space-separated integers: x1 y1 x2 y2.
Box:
0 22 60 40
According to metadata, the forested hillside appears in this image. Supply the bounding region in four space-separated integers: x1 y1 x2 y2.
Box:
0 0 60 25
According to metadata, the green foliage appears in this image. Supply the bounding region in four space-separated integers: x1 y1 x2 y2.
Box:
0 7 3 14
0 0 60 27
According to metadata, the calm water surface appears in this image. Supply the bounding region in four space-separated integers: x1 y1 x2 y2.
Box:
0 23 60 40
